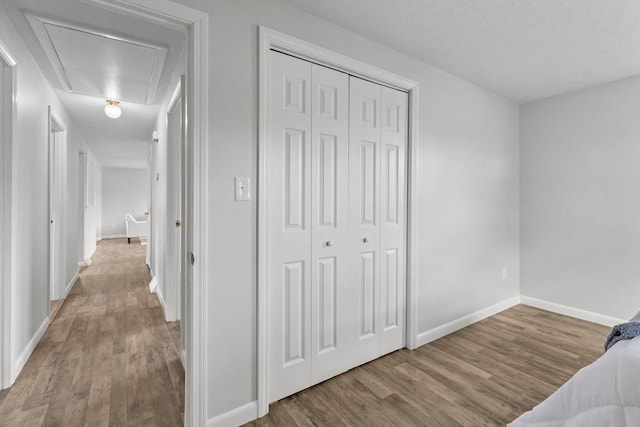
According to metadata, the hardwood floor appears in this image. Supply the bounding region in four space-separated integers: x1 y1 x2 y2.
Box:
0 241 612 427
248 304 610 427
0 239 184 427
49 300 64 322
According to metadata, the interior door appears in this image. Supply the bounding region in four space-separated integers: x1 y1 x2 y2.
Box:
48 111 65 304
178 74 187 358
310 63 350 384
268 51 313 402
348 77 382 366
348 79 408 364
268 52 409 403
48 128 57 304
379 86 408 355
167 85 182 322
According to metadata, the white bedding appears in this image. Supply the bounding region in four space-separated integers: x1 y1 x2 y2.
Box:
509 336 640 426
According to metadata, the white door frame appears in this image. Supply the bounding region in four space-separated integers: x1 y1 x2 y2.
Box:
48 108 67 303
0 41 17 390
87 1 209 425
257 26 420 416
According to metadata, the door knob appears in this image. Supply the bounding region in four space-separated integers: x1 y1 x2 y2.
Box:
325 240 333 247
363 237 369 243
176 220 182 227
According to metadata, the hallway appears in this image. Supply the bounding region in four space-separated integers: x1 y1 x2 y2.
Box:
0 239 184 426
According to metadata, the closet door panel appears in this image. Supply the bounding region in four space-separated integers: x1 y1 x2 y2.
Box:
310 64 350 383
269 51 409 403
268 51 313 402
380 86 408 355
349 77 382 366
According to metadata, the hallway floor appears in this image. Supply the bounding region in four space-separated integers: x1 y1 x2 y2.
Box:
0 239 184 426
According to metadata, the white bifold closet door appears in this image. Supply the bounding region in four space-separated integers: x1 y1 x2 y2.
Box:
349 77 408 365
268 51 407 403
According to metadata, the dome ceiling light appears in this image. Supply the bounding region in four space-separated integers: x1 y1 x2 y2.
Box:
104 99 121 119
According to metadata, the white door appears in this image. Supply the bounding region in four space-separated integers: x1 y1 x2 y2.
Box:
166 85 183 322
378 85 407 355
178 74 188 357
268 52 313 401
310 63 350 384
348 77 382 366
349 78 408 363
48 113 66 303
268 51 408 403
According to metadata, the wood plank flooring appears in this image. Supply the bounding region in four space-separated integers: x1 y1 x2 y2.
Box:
0 238 184 427
49 300 63 322
248 304 610 427
0 238 612 427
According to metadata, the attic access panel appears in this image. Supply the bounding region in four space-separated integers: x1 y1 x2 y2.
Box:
27 15 167 105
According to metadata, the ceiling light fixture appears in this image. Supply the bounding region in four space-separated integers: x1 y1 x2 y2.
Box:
104 99 121 119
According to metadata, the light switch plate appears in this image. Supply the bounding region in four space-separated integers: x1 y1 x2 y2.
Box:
235 176 251 201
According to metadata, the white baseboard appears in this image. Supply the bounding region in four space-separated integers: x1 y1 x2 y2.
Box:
416 296 521 347
64 272 79 298
148 276 158 293
207 401 258 427
156 285 168 321
13 317 49 384
79 245 97 267
101 234 127 239
520 296 625 327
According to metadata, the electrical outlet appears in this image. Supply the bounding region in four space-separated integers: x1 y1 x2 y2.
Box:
235 176 251 201
501 266 508 280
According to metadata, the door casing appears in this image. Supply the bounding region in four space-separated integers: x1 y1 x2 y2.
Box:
0 40 17 390
257 26 420 417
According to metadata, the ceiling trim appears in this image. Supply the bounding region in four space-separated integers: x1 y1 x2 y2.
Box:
25 12 168 104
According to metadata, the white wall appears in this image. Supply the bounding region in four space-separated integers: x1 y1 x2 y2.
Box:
520 76 640 320
175 0 520 420
0 6 85 384
100 167 148 238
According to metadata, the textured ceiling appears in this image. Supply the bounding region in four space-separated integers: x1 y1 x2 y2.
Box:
281 0 640 103
1 0 184 168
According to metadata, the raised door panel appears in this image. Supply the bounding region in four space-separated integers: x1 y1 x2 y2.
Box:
284 129 306 230
360 141 377 226
383 249 398 330
317 256 337 353
283 261 306 365
318 134 336 228
359 251 376 338
310 64 350 384
284 76 306 113
349 77 381 366
379 86 408 355
268 51 313 402
384 144 399 225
